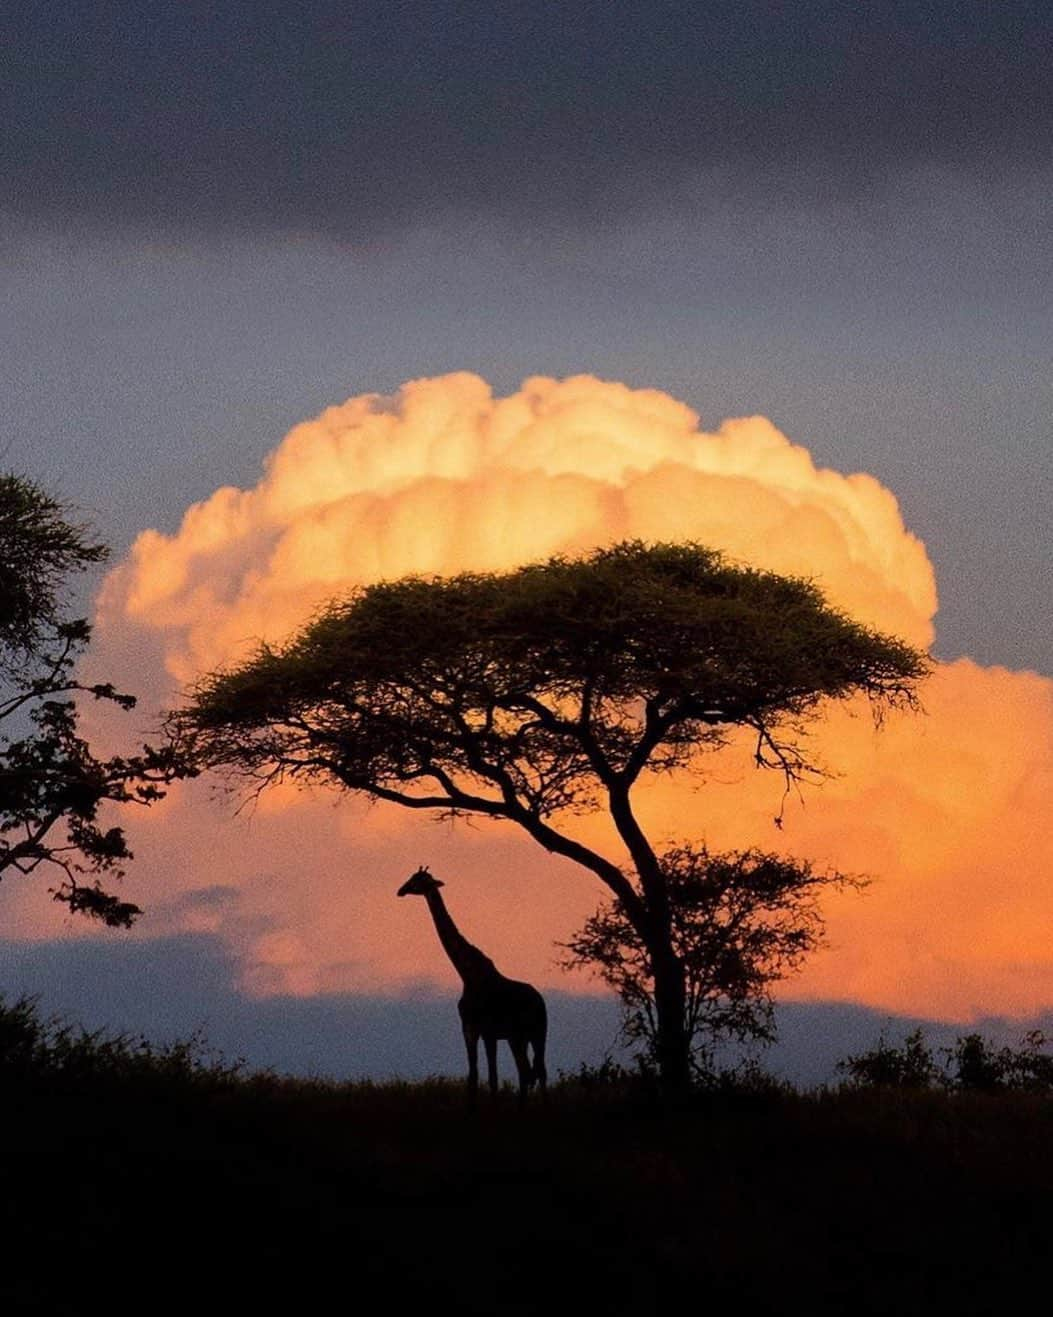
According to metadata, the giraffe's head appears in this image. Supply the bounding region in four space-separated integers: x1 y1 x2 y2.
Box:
397 865 445 897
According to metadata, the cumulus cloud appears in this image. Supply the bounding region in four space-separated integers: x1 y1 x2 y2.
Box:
27 372 1051 1021
102 372 936 691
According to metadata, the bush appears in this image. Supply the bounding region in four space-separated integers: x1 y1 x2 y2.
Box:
0 993 244 1093
838 1027 1053 1094
949 1030 1053 1093
837 1028 940 1089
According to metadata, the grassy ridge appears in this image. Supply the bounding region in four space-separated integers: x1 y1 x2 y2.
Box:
2 1001 1050 1315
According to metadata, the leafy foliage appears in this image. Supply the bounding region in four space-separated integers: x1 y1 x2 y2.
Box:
0 993 244 1091
836 1027 941 1089
948 1030 1053 1093
562 844 864 1075
182 540 927 818
839 1027 1053 1093
0 473 106 674
0 473 191 923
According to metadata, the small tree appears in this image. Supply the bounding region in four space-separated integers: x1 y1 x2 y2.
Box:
949 1031 1053 1094
561 843 863 1077
837 1028 941 1090
173 540 928 1091
0 473 186 925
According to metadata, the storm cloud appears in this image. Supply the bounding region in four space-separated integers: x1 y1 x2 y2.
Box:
7 1 1051 239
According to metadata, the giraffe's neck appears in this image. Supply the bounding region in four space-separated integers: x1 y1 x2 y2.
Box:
424 889 496 985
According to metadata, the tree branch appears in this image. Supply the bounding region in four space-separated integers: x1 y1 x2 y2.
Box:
620 697 678 786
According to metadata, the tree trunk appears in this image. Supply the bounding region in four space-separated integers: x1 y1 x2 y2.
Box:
650 942 692 1096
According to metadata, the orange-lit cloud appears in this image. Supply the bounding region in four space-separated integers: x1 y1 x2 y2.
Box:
18 373 1050 1022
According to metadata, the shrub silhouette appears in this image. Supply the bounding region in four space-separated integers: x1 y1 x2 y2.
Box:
837 1028 940 1089
949 1030 1053 1093
0 993 244 1093
839 1027 1053 1093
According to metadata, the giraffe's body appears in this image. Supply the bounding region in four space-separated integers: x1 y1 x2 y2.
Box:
398 867 547 1102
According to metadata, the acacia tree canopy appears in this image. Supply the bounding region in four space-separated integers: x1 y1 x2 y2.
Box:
184 542 925 866
0 473 186 925
177 540 928 1085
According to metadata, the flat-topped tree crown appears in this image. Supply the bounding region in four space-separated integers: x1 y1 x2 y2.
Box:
175 540 929 1091
182 540 927 811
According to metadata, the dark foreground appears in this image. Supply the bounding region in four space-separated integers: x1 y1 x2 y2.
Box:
2 1020 1050 1315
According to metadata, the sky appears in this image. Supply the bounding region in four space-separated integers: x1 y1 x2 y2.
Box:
2 1 1051 1081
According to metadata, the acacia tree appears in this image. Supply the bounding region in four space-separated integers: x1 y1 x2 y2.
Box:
0 473 185 925
173 540 928 1090
561 843 864 1078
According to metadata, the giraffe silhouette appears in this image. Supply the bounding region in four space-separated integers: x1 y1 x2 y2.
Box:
397 866 547 1102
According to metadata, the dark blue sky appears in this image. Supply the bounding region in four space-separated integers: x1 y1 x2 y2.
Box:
7 2 1051 237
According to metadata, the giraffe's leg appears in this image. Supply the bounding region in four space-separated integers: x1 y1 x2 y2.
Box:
509 1038 532 1105
531 1031 548 1097
484 1035 499 1099
462 1024 480 1103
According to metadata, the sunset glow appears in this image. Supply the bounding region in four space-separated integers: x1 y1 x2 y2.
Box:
40 373 1052 1021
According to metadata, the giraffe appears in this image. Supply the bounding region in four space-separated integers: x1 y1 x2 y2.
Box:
397 866 547 1102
